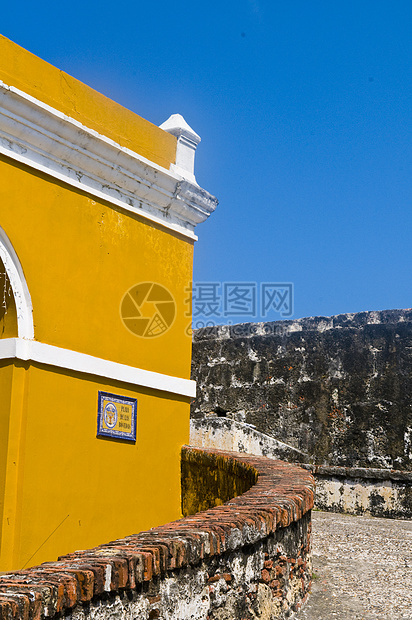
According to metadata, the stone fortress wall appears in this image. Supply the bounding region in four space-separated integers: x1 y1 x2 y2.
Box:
191 309 412 518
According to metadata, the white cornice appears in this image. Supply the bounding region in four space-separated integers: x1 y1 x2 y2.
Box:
0 338 196 398
0 81 218 240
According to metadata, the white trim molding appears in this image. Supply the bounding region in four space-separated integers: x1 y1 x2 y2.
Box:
0 338 196 398
0 81 218 240
0 228 34 339
160 114 201 185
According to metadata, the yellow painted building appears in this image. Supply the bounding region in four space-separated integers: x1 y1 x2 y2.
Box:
0 36 217 570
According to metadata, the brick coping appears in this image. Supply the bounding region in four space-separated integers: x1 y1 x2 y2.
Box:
0 447 314 620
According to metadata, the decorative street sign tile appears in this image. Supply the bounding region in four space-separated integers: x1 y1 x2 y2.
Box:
97 391 137 442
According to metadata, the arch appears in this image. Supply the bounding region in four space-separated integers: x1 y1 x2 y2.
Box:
0 228 34 340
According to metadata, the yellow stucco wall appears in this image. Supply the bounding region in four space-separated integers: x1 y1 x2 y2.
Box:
1 363 189 570
0 156 194 377
0 39 196 570
0 363 14 547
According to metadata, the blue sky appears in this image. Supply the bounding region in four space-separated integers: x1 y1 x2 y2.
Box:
3 1 412 324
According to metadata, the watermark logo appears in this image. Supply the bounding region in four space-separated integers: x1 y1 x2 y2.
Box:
223 282 257 316
261 283 293 318
186 281 294 326
120 282 176 338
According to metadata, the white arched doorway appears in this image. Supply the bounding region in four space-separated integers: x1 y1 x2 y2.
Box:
0 227 33 340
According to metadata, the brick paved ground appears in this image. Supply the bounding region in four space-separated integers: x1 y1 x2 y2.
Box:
295 511 412 620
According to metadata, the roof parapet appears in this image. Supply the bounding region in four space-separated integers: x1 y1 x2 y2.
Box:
160 114 201 185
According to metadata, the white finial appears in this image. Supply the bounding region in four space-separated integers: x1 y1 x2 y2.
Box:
160 114 201 185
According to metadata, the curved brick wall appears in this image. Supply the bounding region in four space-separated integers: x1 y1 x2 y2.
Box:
0 447 314 620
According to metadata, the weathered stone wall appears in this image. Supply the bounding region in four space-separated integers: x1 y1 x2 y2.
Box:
309 465 412 518
0 448 314 620
181 441 258 515
190 417 412 518
190 417 308 463
191 309 412 471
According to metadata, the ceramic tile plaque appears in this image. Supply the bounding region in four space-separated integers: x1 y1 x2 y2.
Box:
97 391 137 442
